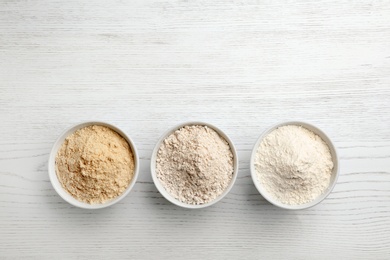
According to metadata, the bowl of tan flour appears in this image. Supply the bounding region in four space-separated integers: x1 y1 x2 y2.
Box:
151 122 239 209
250 121 339 210
49 121 139 209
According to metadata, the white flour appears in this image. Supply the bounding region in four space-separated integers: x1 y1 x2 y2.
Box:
156 125 234 205
255 125 333 205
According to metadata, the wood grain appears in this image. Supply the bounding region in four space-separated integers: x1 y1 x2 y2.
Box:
1 0 390 259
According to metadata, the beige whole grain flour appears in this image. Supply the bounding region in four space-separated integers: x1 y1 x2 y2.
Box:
255 125 334 205
156 125 234 205
56 125 134 204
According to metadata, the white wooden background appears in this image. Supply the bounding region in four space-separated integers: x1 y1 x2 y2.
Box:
1 0 390 259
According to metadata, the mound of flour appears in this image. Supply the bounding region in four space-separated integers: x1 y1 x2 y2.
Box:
156 125 234 205
255 125 333 205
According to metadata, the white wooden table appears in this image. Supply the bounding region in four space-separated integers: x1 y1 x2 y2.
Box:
1 1 390 259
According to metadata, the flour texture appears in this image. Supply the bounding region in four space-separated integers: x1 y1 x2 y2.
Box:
56 125 134 204
255 125 333 205
156 125 234 205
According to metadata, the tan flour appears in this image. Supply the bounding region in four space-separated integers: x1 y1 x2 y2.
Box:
55 125 134 204
156 125 234 205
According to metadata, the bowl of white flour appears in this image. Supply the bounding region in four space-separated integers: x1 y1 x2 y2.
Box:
250 121 339 210
151 122 239 209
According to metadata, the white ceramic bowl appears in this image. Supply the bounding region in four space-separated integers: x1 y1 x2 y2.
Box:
250 121 339 210
48 121 139 209
151 121 239 209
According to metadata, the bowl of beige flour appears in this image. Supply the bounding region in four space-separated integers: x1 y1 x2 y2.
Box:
49 121 139 209
151 122 239 209
250 121 339 210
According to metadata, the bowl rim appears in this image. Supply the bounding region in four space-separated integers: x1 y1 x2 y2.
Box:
250 121 339 210
150 121 239 209
48 121 140 209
